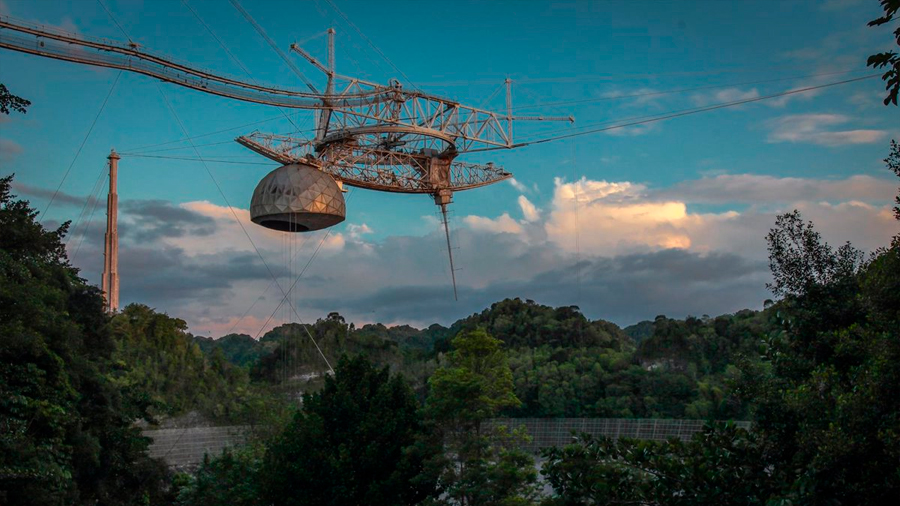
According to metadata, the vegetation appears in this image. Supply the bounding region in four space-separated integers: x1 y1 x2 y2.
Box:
541 142 900 505
867 0 900 105
110 304 277 424
3 20 898 500
0 175 171 505
176 355 441 506
0 83 30 115
424 329 539 505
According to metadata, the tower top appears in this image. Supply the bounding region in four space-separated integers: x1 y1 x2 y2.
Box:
108 148 120 160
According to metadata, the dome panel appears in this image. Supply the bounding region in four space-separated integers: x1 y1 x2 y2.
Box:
250 163 346 232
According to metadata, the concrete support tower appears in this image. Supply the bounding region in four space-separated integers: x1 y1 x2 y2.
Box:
102 149 120 313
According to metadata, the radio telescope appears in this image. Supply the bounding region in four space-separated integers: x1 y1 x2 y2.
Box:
0 14 572 298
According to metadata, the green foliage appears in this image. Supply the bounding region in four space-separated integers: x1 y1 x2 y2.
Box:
0 175 171 505
110 304 274 424
887 139 900 220
735 208 900 504
542 424 781 506
260 355 438 506
426 329 538 506
175 447 263 506
195 333 267 368
438 298 631 351
867 0 900 105
0 83 30 115
504 311 762 419
622 319 654 344
540 142 900 503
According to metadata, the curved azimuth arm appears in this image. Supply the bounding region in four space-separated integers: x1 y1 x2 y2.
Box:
0 16 387 108
0 16 574 152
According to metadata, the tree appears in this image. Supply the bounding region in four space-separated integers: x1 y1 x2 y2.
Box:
175 447 262 506
0 83 30 115
541 424 783 506
886 139 900 219
260 355 438 506
425 329 538 506
867 0 900 105
0 175 171 505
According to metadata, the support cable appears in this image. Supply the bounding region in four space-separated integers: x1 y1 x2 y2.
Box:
321 0 418 90
66 161 107 248
181 0 302 131
510 68 864 111
40 71 121 223
468 74 882 152
117 153 273 165
227 0 320 93
156 82 333 373
96 0 132 42
123 114 293 153
71 174 106 262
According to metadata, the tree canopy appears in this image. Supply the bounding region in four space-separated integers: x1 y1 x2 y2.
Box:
0 175 171 505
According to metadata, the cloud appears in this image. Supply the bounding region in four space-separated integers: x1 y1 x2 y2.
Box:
518 195 541 222
47 164 895 336
766 114 887 146
508 178 529 193
346 223 373 240
657 174 896 205
604 123 658 137
545 178 696 255
304 249 771 327
120 200 216 242
11 180 99 207
601 87 665 108
691 87 759 107
464 213 523 234
0 138 24 163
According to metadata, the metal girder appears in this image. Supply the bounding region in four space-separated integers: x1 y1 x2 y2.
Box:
236 133 511 193
0 16 387 108
0 16 572 152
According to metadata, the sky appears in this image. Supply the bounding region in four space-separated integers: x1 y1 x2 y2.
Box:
1 0 898 337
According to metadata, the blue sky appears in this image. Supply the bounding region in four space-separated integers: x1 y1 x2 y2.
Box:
1 0 898 336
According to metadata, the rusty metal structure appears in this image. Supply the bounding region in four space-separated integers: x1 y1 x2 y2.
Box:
0 13 572 299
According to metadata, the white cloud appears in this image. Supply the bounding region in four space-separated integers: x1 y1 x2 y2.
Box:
57 168 898 336
604 123 658 137
545 178 698 255
691 87 759 107
508 178 529 193
544 174 897 258
602 87 664 108
463 213 523 234
518 195 541 222
346 223 373 240
766 114 887 146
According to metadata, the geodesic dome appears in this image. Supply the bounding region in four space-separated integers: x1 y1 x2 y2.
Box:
250 163 346 232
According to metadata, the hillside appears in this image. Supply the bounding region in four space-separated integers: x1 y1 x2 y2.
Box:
192 298 770 420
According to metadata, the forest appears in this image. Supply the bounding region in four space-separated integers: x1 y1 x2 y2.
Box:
2 136 899 503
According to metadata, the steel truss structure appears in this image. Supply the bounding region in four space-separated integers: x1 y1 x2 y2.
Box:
0 13 573 299
0 15 571 196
